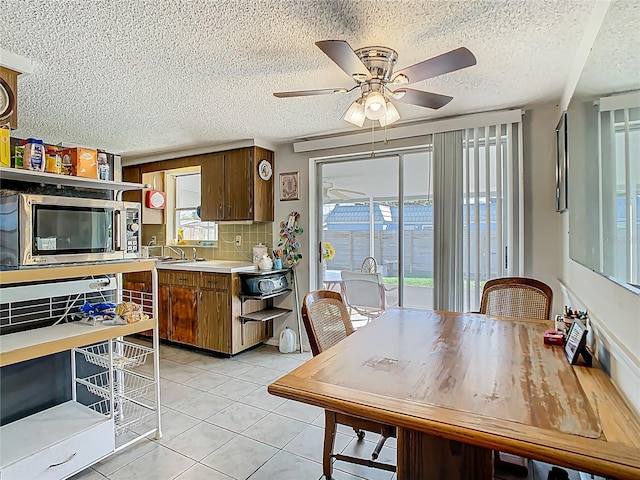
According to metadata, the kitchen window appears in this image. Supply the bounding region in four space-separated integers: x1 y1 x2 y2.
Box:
173 172 218 242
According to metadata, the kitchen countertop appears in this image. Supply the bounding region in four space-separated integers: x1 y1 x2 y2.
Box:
154 260 257 273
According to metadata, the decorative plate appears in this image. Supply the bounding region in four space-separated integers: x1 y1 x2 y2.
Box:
258 159 272 180
0 77 15 122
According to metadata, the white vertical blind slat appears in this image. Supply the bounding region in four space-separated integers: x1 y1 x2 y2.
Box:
495 125 504 276
623 108 635 283
485 126 491 278
474 127 481 305
465 130 472 311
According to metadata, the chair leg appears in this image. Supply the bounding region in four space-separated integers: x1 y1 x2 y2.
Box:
323 411 337 479
353 428 365 440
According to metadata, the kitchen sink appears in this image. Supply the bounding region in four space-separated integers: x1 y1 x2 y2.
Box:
151 256 191 264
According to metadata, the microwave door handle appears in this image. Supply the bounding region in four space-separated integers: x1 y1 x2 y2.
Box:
114 210 122 251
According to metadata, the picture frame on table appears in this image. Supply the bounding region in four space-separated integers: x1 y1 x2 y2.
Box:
555 111 568 213
564 319 589 365
280 171 299 201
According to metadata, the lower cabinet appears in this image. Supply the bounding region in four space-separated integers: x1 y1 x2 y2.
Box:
124 269 271 355
197 274 231 352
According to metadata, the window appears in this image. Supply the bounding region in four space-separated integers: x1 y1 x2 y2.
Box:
174 173 218 242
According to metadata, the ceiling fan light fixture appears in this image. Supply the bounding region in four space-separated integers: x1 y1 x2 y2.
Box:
364 91 387 120
343 99 366 127
379 100 400 127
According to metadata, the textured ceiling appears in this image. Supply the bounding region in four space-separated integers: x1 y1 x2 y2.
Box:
0 0 605 157
574 0 640 98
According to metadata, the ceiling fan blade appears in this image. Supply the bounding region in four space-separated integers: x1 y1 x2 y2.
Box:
274 87 348 98
391 47 476 84
315 40 371 81
392 88 453 109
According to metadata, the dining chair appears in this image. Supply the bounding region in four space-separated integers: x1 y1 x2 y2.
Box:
478 276 553 477
479 276 553 320
339 270 387 322
301 290 396 479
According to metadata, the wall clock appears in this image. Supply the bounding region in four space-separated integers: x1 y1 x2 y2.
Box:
0 77 15 122
258 159 273 180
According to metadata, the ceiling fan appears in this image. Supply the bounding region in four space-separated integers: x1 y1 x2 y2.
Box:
274 40 476 127
323 181 366 201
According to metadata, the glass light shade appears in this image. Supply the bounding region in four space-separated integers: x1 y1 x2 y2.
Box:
379 100 400 127
364 91 387 120
343 100 366 127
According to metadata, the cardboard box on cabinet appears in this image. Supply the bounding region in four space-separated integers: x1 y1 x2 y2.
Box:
60 147 98 178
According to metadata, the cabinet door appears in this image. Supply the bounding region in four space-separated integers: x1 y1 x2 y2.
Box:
197 289 230 353
158 284 170 340
122 166 142 203
253 147 274 222
169 286 198 345
200 153 225 221
225 149 253 220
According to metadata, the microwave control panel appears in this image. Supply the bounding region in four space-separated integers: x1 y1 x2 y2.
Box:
125 207 140 256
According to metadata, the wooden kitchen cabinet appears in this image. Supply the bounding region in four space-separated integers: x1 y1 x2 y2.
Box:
200 147 274 222
197 273 231 352
126 268 272 355
169 286 198 345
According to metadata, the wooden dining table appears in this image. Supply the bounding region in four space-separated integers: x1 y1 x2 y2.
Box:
268 308 640 480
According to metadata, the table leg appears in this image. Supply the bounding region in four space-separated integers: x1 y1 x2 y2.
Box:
396 427 493 480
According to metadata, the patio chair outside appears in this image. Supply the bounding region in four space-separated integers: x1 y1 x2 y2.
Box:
340 270 387 321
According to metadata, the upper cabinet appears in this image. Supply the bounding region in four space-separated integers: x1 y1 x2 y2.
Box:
122 146 274 223
200 147 273 222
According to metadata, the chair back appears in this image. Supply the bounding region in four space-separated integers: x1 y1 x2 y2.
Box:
360 256 378 273
340 270 385 310
301 290 355 357
479 277 553 320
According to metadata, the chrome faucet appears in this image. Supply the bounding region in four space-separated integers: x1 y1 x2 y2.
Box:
192 247 197 260
164 245 185 260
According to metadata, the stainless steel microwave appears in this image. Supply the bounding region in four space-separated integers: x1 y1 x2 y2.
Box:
0 193 140 268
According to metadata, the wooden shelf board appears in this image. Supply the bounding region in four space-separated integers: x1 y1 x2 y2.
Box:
240 307 292 322
0 318 157 367
0 260 156 286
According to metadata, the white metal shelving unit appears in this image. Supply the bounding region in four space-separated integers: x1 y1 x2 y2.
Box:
0 261 161 479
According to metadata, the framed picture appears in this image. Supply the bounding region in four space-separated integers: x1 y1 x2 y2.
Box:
555 111 568 213
280 172 299 201
564 319 587 365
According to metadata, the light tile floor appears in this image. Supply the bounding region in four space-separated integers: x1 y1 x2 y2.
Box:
70 339 583 480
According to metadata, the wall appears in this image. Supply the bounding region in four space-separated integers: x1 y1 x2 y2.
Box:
141 223 272 262
521 103 565 314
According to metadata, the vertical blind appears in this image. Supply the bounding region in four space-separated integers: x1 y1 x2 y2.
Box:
459 122 523 312
599 96 640 285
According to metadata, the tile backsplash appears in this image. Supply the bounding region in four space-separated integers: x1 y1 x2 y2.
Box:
141 222 272 262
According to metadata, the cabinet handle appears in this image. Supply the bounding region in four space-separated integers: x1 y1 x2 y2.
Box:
178 277 187 282
228 205 231 217
48 452 77 468
199 291 202 302
207 280 216 285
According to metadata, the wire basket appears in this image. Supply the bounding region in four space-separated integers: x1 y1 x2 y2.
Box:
122 289 154 317
77 370 155 400
76 340 153 369
88 398 156 436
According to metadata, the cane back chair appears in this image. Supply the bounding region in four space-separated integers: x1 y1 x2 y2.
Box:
301 290 396 479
